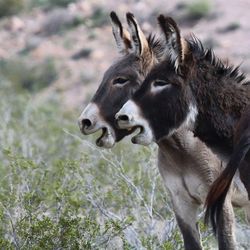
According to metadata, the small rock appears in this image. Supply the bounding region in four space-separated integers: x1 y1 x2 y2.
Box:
8 16 24 32
71 48 92 60
217 23 241 34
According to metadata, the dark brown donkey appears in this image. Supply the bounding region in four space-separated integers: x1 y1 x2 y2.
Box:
116 15 250 236
78 13 249 250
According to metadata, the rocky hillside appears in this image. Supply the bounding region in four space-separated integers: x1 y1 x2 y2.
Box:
0 0 250 111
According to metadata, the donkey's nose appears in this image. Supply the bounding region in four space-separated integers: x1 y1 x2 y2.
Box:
82 118 92 129
78 116 97 135
78 103 101 135
115 112 133 129
117 114 130 122
115 112 133 123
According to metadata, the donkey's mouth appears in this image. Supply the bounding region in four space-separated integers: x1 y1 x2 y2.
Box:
96 127 115 148
131 125 153 146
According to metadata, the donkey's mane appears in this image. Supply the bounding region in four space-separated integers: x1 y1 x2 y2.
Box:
187 35 250 86
147 34 165 61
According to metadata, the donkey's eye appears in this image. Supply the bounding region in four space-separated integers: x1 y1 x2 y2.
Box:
113 77 129 85
153 80 169 87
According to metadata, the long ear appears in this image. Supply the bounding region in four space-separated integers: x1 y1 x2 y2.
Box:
126 12 150 57
110 11 132 54
158 15 187 70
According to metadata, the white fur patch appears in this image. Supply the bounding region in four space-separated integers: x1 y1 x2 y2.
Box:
184 103 198 129
78 102 116 148
116 100 154 145
78 102 99 132
150 80 172 94
159 103 198 142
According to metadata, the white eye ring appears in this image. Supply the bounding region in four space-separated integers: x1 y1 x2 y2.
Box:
153 80 169 87
151 80 172 94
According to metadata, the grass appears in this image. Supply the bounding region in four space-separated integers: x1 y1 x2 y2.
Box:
0 80 221 248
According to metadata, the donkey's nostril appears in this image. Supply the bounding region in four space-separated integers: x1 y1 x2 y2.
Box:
82 119 92 128
118 115 130 121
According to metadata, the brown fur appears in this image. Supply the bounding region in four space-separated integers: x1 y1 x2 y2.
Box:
79 13 249 249
118 15 250 236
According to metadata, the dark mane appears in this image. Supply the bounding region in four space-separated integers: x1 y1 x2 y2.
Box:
147 34 165 61
187 35 250 85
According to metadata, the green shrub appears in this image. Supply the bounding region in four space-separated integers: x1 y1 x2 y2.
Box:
0 0 24 18
89 8 108 28
187 0 212 19
0 57 57 92
29 0 77 8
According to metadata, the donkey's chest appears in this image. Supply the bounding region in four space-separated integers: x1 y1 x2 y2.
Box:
163 169 208 204
157 153 210 204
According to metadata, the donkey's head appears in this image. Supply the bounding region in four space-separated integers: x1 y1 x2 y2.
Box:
116 15 197 145
78 12 163 148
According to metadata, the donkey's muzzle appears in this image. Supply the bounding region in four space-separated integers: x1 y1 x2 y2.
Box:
115 112 134 129
117 114 130 122
78 103 101 135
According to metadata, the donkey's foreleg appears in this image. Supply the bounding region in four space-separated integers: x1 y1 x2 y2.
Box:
171 194 202 250
245 204 250 224
217 195 237 250
157 150 203 250
239 153 250 200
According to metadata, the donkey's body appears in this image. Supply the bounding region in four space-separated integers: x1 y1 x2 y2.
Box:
181 41 250 229
158 130 250 250
116 15 250 236
187 40 250 157
78 13 249 250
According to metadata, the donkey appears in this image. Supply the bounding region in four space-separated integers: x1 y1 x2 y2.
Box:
116 15 250 236
78 12 250 250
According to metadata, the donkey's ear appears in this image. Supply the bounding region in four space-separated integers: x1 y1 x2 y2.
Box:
110 11 132 54
158 15 187 70
126 12 150 57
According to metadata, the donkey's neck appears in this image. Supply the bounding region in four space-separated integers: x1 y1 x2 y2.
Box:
189 54 250 156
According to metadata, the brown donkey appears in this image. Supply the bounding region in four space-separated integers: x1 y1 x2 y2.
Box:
78 13 249 250
116 15 250 238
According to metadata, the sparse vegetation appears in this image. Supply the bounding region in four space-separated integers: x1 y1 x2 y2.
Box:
0 82 218 249
0 58 57 92
0 0 77 18
89 8 109 28
28 0 77 9
0 0 24 18
186 0 212 19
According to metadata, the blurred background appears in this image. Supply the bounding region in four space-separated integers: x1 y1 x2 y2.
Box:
1 0 250 109
0 0 249 248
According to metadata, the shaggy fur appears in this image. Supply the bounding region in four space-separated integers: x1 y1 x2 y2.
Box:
127 15 250 233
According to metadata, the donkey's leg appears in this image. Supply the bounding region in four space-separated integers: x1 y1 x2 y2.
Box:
235 108 250 200
170 194 202 250
239 152 250 200
157 150 203 250
245 204 250 224
158 148 202 250
217 195 237 250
